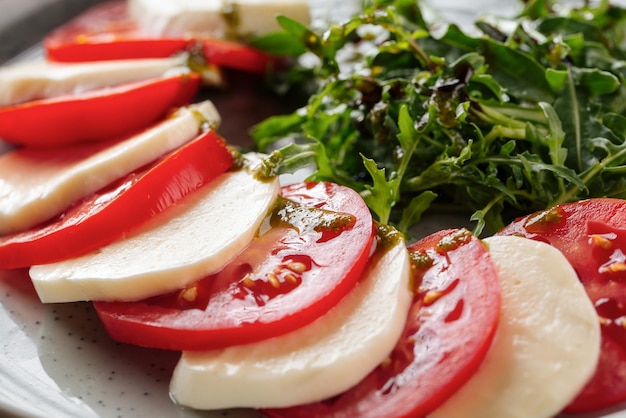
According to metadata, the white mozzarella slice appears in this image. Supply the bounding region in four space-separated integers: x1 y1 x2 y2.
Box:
0 101 220 235
429 235 600 418
232 0 312 38
129 0 227 38
30 167 279 303
169 235 412 410
0 56 186 107
128 0 310 38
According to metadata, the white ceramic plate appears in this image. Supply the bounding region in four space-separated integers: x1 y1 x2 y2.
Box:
0 269 262 418
2 1 626 417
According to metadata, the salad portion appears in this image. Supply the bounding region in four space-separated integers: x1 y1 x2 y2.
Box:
0 0 626 417
254 0 626 236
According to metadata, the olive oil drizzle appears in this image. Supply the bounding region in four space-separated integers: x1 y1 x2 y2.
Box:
269 196 356 236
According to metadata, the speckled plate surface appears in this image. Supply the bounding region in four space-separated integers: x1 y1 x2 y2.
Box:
0 269 263 418
2 1 626 418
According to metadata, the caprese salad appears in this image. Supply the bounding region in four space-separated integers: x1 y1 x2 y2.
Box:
0 0 625 417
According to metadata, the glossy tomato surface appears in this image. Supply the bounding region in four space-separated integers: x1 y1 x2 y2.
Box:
497 198 626 413
93 181 376 351
200 38 275 74
0 129 232 269
264 228 501 418
0 73 201 147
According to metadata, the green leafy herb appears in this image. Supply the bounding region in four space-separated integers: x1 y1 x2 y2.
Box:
251 0 626 236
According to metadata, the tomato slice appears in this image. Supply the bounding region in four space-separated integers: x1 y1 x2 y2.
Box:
0 73 201 147
201 38 275 74
497 198 626 413
93 182 375 351
264 228 501 418
44 0 275 74
44 0 193 62
0 129 232 269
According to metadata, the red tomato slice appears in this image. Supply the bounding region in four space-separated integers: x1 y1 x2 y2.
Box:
93 182 375 351
44 0 275 74
264 228 501 418
0 129 232 269
0 73 201 147
44 0 193 61
201 38 275 74
497 198 626 413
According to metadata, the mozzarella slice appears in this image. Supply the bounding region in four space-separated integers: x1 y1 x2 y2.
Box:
233 0 312 38
169 235 412 410
0 101 220 235
0 56 187 107
30 166 279 303
429 235 600 418
128 0 311 38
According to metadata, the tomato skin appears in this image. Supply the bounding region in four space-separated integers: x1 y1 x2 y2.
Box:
93 182 375 351
497 198 626 413
0 130 232 269
201 38 275 74
44 0 193 62
263 229 501 418
47 38 193 62
0 73 201 147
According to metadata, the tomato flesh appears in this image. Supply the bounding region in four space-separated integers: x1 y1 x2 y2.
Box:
0 73 201 147
0 130 232 269
93 182 375 351
264 228 501 418
497 198 626 413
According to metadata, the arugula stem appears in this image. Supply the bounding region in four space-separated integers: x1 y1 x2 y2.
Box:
483 126 527 143
383 10 434 69
557 145 626 204
475 104 531 129
565 69 584 172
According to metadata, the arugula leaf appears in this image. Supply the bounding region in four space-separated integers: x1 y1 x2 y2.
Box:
479 38 555 103
361 156 396 224
250 31 308 56
361 104 424 225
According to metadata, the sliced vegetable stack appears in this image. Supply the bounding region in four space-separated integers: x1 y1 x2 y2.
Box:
264 229 504 418
169 224 413 410
497 198 626 412
43 0 302 73
0 100 221 236
0 127 232 269
43 0 192 62
93 181 376 350
0 55 207 147
0 0 304 147
431 235 600 418
0 72 201 146
0 0 626 417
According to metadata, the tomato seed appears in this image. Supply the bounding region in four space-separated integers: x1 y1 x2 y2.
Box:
423 290 444 305
180 286 198 302
590 234 614 250
242 276 255 288
267 273 280 288
286 261 307 273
